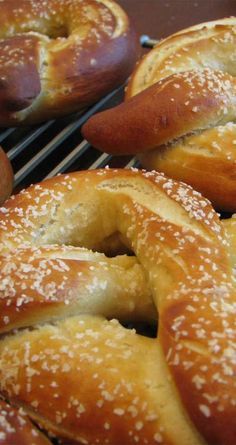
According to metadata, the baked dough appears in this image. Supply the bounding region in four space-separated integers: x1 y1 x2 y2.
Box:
0 168 234 444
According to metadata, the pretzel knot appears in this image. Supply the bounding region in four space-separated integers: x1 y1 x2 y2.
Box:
82 18 236 212
0 169 235 445
0 0 137 126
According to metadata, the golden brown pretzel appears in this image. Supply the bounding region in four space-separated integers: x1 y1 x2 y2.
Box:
0 147 13 205
0 168 234 445
0 398 51 445
0 245 155 333
0 0 137 126
222 215 236 276
82 18 236 212
125 17 236 98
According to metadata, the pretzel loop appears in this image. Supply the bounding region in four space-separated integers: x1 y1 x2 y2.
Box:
0 0 137 125
0 169 234 445
82 18 236 212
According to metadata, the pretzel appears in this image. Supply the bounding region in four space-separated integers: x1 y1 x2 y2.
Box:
0 0 137 126
0 398 51 445
0 168 234 445
0 147 13 205
0 245 155 334
222 215 236 275
82 18 236 212
125 17 236 98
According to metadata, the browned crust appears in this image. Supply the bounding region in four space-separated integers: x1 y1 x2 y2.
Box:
82 69 236 154
139 123 236 212
0 147 13 204
0 169 234 444
125 18 236 99
222 216 236 269
0 398 51 444
0 246 154 334
0 36 41 118
0 0 138 126
82 18 236 212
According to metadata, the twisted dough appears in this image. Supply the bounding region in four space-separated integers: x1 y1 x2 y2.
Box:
0 168 234 445
0 245 155 333
0 0 137 126
125 18 236 97
82 18 236 212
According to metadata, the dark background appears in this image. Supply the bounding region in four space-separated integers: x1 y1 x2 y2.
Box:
117 0 235 42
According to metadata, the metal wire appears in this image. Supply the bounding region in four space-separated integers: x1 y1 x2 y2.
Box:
0 36 155 192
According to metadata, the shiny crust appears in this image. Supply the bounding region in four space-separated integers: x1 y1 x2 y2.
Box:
139 122 236 212
82 69 236 154
222 215 236 271
0 147 13 205
0 246 155 333
82 18 236 212
0 0 138 126
0 398 51 445
125 18 236 98
0 168 235 445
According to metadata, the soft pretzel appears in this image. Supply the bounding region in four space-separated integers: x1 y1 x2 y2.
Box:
0 0 137 126
0 245 155 334
82 18 236 212
222 215 236 275
0 168 234 445
125 17 236 98
0 148 13 205
0 398 51 445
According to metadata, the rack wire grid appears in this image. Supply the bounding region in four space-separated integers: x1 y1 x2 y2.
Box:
1 36 157 194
